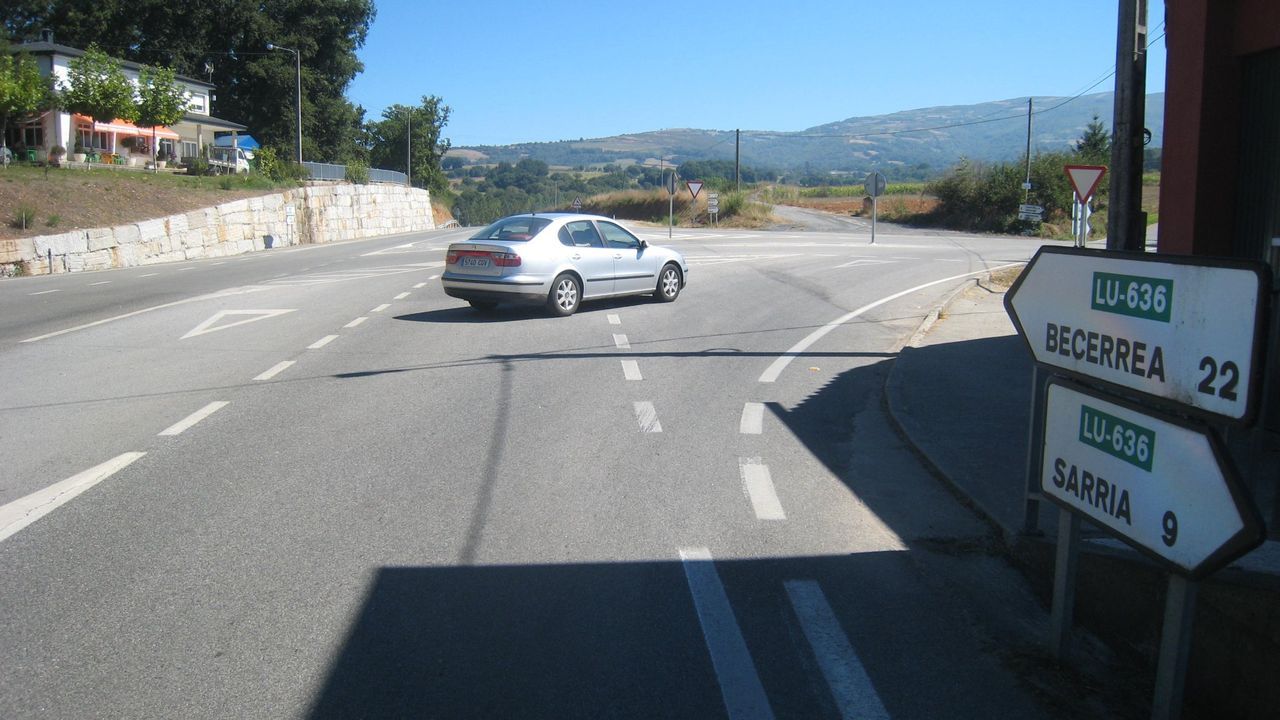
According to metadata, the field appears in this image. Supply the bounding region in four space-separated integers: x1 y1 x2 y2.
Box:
0 164 288 240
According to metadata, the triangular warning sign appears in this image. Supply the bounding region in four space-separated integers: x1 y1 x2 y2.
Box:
181 309 296 339
686 181 703 199
1065 165 1107 202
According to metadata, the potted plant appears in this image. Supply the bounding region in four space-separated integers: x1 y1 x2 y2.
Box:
49 145 66 166
72 143 87 163
154 149 170 169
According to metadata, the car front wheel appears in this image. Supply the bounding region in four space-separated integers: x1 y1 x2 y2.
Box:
655 264 682 302
547 273 582 316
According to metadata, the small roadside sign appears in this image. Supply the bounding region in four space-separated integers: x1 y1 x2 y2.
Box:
572 197 582 211
865 171 886 198
1065 164 1107 202
1040 379 1263 578
1018 211 1043 222
1019 204 1044 214
1005 246 1269 423
665 172 676 196
687 181 703 199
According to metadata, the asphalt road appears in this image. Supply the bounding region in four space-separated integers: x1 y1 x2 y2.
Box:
0 219 1095 719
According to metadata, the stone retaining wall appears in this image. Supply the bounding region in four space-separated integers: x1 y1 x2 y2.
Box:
0 183 434 275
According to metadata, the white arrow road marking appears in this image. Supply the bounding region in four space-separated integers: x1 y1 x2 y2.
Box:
739 458 785 520
678 547 776 720
634 402 662 433
180 309 297 339
621 360 643 381
254 360 295 381
785 580 890 720
759 263 1024 383
22 286 272 343
739 403 764 434
0 452 147 544
159 401 229 436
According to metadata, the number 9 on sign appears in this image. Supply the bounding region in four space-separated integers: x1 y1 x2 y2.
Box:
1162 511 1178 547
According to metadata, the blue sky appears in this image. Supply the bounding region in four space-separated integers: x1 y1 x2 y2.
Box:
347 1 1167 148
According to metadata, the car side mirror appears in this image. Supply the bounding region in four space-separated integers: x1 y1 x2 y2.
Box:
639 239 648 249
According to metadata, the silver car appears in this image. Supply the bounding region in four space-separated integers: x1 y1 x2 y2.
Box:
441 213 688 316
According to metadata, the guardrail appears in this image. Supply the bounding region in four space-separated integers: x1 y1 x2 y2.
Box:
302 161 408 186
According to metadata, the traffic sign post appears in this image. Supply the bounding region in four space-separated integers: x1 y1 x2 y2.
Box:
865 171 886 245
1065 165 1106 248
707 192 719 225
1006 244 1271 719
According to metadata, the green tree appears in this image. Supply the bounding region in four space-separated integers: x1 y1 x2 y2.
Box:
1074 114 1112 164
134 64 188 171
365 95 451 195
6 0 376 164
0 41 48 160
60 43 136 146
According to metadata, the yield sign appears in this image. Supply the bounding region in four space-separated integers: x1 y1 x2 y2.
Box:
181 309 296 339
1065 164 1107 202
686 181 703 199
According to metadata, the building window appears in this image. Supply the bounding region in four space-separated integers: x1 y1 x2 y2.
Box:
188 94 207 113
21 125 44 148
180 141 198 159
76 127 110 150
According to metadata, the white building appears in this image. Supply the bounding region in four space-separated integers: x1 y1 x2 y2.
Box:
6 38 249 164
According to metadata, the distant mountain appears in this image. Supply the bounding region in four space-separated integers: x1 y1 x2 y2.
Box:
452 92 1164 180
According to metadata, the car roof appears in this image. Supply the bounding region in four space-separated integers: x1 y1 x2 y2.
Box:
506 212 616 223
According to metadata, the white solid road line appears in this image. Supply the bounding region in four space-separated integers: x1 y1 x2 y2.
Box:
0 452 147 544
371 303 391 313
394 292 411 300
21 286 271 343
739 403 764 434
785 580 890 720
621 360 643 381
308 335 338 349
633 402 663 433
159 401 229 436
254 360 295 381
607 313 622 325
679 547 776 720
739 458 786 520
758 263 1025 383
344 317 368 328
613 333 631 350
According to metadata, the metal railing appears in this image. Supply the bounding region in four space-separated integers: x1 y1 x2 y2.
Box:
302 161 408 186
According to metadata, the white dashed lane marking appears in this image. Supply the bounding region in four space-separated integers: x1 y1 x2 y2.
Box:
613 334 631 350
679 547 776 720
739 458 785 520
371 304 391 313
739 403 764 434
0 452 147 544
413 282 427 289
159 401 229 436
608 314 622 325
621 360 643 381
344 317 368 328
308 335 338 349
394 292 411 300
633 402 663 433
785 580 890 720
28 290 60 296
89 281 111 286
254 361 295 381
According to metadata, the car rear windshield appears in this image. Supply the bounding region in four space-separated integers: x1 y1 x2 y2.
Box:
469 217 552 243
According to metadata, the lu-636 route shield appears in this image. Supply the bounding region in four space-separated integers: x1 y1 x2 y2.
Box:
1005 247 1269 424
1041 379 1263 579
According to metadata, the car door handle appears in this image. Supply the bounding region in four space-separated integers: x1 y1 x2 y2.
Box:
614 254 623 259
571 254 581 260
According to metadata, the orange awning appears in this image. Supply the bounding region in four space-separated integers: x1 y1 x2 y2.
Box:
74 114 180 140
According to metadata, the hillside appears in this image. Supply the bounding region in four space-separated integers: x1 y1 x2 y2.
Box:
452 92 1164 179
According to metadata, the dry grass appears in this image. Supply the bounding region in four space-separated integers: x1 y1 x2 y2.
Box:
0 164 284 239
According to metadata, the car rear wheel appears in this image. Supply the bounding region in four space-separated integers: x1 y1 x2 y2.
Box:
547 273 581 316
655 264 682 302
468 300 498 311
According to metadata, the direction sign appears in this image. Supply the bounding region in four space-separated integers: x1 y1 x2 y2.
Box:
865 171 886 198
1065 164 1107 202
1040 379 1263 578
1019 204 1044 214
1005 246 1269 423
1018 211 1043 222
687 181 703 199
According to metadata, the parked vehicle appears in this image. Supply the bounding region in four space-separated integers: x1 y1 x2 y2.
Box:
441 213 688 316
207 145 252 174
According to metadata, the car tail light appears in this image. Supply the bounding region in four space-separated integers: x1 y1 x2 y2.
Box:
446 249 459 264
493 252 521 267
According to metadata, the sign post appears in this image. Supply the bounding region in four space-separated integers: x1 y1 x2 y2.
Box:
1065 165 1106 247
665 170 677 239
865 171 886 245
707 192 719 225
1006 244 1270 719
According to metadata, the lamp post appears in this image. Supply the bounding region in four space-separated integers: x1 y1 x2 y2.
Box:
266 43 302 164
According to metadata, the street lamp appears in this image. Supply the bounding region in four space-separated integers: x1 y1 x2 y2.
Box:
266 43 302 164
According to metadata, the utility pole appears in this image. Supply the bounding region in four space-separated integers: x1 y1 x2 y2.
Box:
1107 0 1148 252
735 129 741 192
406 108 412 187
1024 98 1034 203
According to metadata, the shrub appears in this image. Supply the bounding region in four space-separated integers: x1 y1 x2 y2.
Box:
253 147 306 183
345 161 370 185
185 157 211 176
46 213 61 227
11 205 37 229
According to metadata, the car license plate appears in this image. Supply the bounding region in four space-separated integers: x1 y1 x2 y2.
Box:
460 256 490 268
